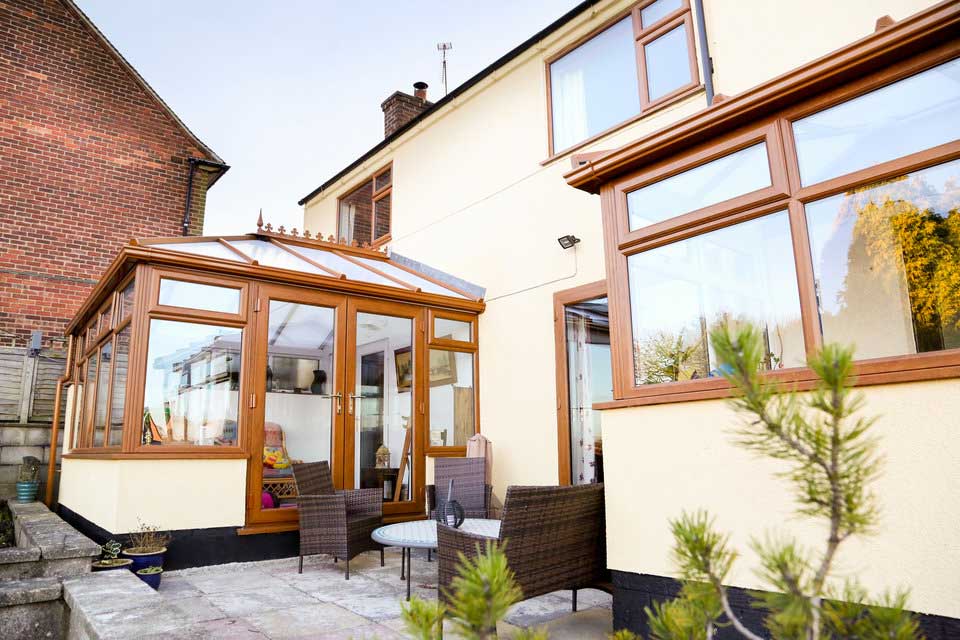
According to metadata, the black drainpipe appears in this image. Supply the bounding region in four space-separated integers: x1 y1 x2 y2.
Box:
182 158 230 236
182 158 198 236
693 0 715 105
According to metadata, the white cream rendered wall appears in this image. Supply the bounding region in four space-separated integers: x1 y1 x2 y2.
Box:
704 0 940 98
602 379 960 618
59 459 247 533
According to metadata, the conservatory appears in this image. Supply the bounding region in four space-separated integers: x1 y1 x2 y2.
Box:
52 223 483 540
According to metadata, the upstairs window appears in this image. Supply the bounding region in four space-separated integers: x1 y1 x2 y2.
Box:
548 0 699 155
338 164 392 246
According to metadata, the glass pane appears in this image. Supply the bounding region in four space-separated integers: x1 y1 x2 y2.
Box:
142 319 242 446
158 279 240 314
98 304 112 334
261 300 337 510
805 159 960 359
108 327 130 446
374 194 391 240
93 341 111 447
550 16 640 151
793 58 960 187
229 239 327 275
644 22 692 102
428 350 474 447
641 0 682 27
339 179 373 244
79 352 97 448
152 241 245 262
352 256 468 298
120 279 135 318
375 168 392 191
434 317 472 342
565 297 612 484
628 142 771 229
355 313 413 502
628 211 804 385
291 244 398 287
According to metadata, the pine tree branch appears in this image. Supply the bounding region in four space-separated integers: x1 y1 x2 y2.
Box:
709 575 765 640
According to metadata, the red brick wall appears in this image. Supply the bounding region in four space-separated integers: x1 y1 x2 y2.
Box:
0 0 220 349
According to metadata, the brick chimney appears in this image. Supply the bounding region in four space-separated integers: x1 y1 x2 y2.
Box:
381 82 432 138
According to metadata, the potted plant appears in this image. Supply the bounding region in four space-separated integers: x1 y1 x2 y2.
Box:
135 565 164 590
122 519 171 579
15 456 41 503
91 540 133 572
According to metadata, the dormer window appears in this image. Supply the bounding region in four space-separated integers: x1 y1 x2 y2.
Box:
338 164 392 246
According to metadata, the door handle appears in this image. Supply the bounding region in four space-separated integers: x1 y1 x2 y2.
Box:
311 393 343 414
348 393 363 416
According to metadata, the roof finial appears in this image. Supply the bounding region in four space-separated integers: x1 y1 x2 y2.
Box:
257 209 264 230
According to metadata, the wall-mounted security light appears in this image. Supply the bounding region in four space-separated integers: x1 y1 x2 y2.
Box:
557 235 581 250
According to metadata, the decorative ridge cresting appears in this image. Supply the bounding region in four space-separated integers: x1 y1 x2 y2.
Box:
255 211 388 258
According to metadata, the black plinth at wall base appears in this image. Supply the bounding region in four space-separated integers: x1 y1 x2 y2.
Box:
57 505 299 571
612 570 960 640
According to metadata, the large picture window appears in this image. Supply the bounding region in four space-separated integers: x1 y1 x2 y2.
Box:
628 211 804 386
141 319 242 447
547 0 699 155
601 51 960 402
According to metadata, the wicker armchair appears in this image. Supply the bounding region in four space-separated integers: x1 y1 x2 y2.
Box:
437 484 610 610
426 457 492 520
292 461 383 579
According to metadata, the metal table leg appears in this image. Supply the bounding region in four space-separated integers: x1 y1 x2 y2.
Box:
406 547 412 601
400 546 406 580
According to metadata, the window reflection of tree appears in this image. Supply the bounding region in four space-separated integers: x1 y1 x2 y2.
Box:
825 167 960 354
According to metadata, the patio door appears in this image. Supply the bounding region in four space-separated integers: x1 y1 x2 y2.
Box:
245 289 425 528
246 284 347 526
345 298 425 519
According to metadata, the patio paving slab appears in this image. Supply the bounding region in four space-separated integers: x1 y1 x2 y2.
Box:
242 601 370 639
206 584 319 618
67 548 612 638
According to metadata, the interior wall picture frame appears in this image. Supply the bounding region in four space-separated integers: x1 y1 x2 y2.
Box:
394 346 414 391
396 344 458 390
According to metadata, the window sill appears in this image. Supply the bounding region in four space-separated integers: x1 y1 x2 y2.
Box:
594 354 960 410
64 451 249 460
541 85 705 167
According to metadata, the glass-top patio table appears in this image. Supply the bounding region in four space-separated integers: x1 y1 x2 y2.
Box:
373 518 500 600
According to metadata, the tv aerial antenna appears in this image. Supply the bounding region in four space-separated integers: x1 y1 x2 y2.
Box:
437 42 453 96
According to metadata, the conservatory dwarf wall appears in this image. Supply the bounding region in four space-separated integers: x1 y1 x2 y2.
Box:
56 229 484 535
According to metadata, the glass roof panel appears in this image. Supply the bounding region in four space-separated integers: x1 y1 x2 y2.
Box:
289 244 397 287
352 256 466 297
152 241 243 262
228 239 327 275
145 237 471 300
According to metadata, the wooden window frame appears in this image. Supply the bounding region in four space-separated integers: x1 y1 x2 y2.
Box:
428 309 477 348
72 270 138 453
424 308 480 457
544 0 701 160
600 46 960 407
149 267 249 324
553 280 607 485
336 162 394 248
126 267 250 456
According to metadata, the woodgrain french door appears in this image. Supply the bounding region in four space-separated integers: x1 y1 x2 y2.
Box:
344 298 426 519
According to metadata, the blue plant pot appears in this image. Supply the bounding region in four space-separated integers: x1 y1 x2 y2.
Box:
122 547 166 573
135 568 163 590
15 481 39 503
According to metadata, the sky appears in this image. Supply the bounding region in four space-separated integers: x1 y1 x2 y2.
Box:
76 0 583 235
